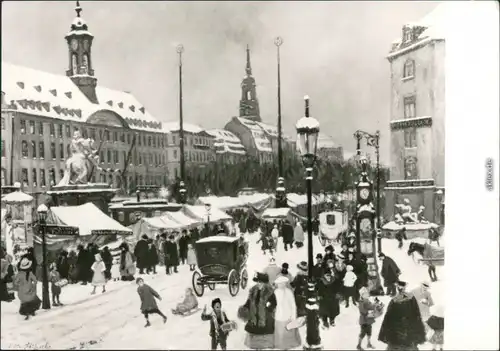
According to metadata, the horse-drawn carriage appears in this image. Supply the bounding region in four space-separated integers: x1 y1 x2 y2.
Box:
192 236 249 297
408 241 445 281
317 210 349 246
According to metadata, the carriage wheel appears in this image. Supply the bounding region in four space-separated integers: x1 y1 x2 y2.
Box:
240 268 248 290
228 269 240 297
318 234 326 246
192 271 205 297
208 283 216 291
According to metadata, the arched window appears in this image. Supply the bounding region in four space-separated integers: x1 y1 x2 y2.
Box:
404 156 418 180
72 54 78 75
403 59 415 79
49 168 56 186
82 54 89 74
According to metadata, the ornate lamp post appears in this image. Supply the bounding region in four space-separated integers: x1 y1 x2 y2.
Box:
355 157 384 296
205 203 212 226
177 44 187 200
274 36 287 207
178 181 187 204
296 96 322 351
37 204 51 310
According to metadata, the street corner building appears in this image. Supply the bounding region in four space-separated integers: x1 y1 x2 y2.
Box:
384 4 449 226
0 3 176 198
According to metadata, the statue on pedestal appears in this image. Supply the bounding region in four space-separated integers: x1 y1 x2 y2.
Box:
57 131 100 186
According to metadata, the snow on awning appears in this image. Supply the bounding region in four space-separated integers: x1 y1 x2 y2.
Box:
48 203 132 236
142 216 183 230
262 208 291 218
164 211 201 227
184 205 232 223
2 190 34 204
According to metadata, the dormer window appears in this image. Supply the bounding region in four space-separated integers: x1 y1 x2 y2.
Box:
403 59 415 79
403 27 413 43
118 102 124 108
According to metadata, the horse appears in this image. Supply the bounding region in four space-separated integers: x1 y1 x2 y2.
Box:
407 242 443 282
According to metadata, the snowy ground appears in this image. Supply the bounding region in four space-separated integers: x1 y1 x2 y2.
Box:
1 234 445 350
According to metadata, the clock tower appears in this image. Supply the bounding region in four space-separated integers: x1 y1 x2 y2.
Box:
65 1 98 104
355 156 384 296
238 45 261 122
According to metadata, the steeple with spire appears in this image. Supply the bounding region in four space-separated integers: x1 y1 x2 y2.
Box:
65 1 98 103
239 45 261 122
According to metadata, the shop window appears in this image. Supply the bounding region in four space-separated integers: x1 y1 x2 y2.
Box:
22 141 29 158
39 121 44 135
29 121 35 134
40 169 46 187
39 142 45 159
50 142 56 159
22 168 29 187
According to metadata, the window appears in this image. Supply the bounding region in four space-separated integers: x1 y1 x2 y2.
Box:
104 130 110 141
22 141 29 158
90 128 96 140
73 126 79 134
149 154 153 165
107 150 112 163
67 144 71 158
99 129 103 140
404 127 417 148
58 124 63 138
49 123 55 136
139 153 142 165
154 154 158 165
172 136 176 145
50 142 56 159
403 60 415 79
326 214 336 226
29 121 35 134
403 96 416 119
32 168 37 187
161 138 164 148
20 120 26 134
100 150 105 163
60 143 64 159
114 150 119 164
152 136 156 148
100 174 106 183
82 128 88 138
403 28 413 43
39 122 44 135
113 132 118 142
173 150 178 159
174 168 178 179
49 168 56 186
22 168 29 187
66 125 71 137
39 142 45 159
404 156 418 180
120 133 125 143
143 135 146 146
138 135 142 146
127 134 131 144
40 169 46 187
59 169 64 181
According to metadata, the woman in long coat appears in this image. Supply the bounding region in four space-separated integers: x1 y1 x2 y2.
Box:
163 235 179 274
119 243 136 281
13 258 40 320
317 269 340 328
273 276 301 350
56 251 70 280
238 272 277 350
293 222 305 248
134 235 150 274
291 262 309 317
146 240 159 274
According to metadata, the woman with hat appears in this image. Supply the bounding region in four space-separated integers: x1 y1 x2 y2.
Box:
134 234 150 275
238 272 277 350
91 253 107 294
273 276 301 349
323 245 336 269
293 222 305 249
317 269 340 328
291 261 309 317
119 243 136 281
13 257 41 320
276 263 294 289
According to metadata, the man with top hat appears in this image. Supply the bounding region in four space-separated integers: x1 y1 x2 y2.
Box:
378 280 426 350
323 245 336 270
134 234 150 275
291 261 309 317
238 272 277 350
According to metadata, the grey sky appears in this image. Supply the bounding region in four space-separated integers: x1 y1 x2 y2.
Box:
1 1 440 163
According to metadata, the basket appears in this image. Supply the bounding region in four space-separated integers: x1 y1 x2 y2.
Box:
55 279 69 288
372 301 385 319
221 321 237 332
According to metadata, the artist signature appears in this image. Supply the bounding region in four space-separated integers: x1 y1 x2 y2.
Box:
68 339 102 350
8 342 51 350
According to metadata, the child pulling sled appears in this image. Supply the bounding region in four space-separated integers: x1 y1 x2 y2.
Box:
171 287 200 316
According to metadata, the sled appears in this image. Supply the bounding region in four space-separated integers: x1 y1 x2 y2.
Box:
221 321 238 332
286 316 306 330
171 307 201 317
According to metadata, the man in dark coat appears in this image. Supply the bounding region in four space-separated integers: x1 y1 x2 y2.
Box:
378 281 426 350
379 253 401 296
312 253 324 281
100 246 113 280
396 227 407 249
76 244 89 284
281 220 294 251
178 230 189 265
163 235 179 274
312 216 320 236
190 228 200 243
146 239 159 274
134 235 150 274
291 261 309 317
56 250 70 280
317 269 340 328
322 245 336 270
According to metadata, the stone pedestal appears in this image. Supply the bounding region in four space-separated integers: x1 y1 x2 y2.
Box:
47 183 117 214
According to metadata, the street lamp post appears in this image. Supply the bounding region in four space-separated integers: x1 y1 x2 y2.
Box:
205 203 212 227
274 36 286 208
179 181 187 204
37 204 51 310
177 44 187 201
296 96 322 351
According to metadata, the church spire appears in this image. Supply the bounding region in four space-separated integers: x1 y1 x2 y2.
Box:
245 44 252 76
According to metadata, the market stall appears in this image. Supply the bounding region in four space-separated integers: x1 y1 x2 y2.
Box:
184 205 232 224
164 210 201 229
128 216 184 241
261 207 296 223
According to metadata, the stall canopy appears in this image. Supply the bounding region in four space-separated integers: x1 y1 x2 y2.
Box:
129 216 184 240
261 207 297 223
196 193 273 211
48 203 132 236
2 190 34 204
184 205 232 223
164 210 201 228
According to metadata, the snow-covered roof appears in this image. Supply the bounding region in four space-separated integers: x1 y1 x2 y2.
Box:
1 62 164 133
196 236 239 244
317 134 337 149
162 120 204 134
206 129 246 155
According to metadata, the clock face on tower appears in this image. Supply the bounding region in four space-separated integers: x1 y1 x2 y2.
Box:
360 188 370 200
71 39 78 51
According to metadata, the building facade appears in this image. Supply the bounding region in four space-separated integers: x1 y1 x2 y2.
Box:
1 4 171 195
206 128 246 164
162 121 216 179
316 134 344 162
384 6 446 224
